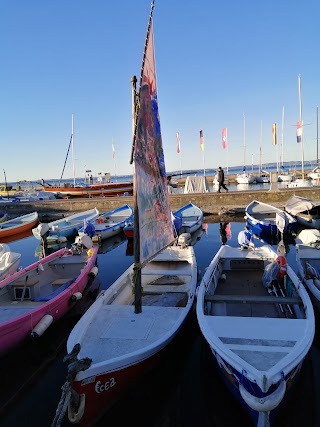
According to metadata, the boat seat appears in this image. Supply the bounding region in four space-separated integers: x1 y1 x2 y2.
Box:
205 294 303 305
33 278 76 302
230 259 264 270
143 284 189 294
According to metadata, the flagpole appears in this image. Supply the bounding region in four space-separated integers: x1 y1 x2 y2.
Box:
298 74 304 179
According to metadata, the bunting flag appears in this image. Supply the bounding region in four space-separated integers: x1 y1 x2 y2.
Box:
222 128 227 149
200 130 204 151
272 123 277 145
112 143 115 158
296 121 303 143
176 132 181 153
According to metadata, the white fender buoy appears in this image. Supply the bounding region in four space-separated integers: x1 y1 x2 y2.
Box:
68 393 86 424
70 292 83 302
89 266 98 278
31 314 54 339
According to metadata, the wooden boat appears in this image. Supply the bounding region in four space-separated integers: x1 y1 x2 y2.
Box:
0 243 21 282
78 204 133 242
0 212 39 238
296 243 320 314
123 220 133 238
196 243 314 427
173 202 203 234
285 195 320 229
54 8 198 426
43 181 133 198
245 200 297 235
32 208 99 240
0 237 98 355
0 212 8 222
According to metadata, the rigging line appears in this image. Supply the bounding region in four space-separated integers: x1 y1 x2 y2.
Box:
130 0 155 164
59 135 73 185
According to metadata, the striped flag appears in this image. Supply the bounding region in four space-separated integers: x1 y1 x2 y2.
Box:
296 121 303 143
176 132 181 153
200 130 204 151
112 143 115 158
222 128 227 149
272 123 277 145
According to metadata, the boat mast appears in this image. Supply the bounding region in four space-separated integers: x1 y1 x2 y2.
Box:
259 120 262 175
281 106 284 167
243 112 246 170
71 113 76 187
298 74 304 179
317 106 319 165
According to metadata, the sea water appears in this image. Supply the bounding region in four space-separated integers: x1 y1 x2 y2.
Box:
1 222 320 427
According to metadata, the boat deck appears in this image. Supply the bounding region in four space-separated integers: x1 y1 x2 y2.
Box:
208 269 301 319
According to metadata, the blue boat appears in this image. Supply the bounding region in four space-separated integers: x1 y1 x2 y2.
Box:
173 202 203 234
78 204 133 242
245 200 297 235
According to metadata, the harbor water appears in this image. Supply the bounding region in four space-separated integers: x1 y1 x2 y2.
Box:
1 221 320 427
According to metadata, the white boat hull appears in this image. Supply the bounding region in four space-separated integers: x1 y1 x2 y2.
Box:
196 244 314 426
65 245 197 426
236 173 255 184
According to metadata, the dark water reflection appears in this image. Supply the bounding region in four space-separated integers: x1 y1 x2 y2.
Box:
1 222 320 427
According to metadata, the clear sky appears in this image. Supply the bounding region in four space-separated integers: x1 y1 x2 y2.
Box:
1 0 319 183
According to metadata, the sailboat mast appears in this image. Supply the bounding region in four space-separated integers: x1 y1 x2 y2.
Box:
281 106 284 167
259 120 262 174
71 113 76 187
298 74 304 179
243 112 246 169
317 106 319 165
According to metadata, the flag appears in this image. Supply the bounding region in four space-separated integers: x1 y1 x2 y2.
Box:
296 121 303 143
222 128 227 149
112 143 115 158
176 132 181 153
272 123 277 145
200 130 204 151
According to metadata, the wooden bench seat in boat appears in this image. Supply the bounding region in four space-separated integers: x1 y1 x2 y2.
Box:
205 294 303 305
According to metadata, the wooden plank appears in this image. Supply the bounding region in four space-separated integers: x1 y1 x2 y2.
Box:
205 294 303 305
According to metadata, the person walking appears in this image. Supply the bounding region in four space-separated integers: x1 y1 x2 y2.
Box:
217 166 228 192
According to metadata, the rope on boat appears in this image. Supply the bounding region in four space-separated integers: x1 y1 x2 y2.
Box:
51 344 92 427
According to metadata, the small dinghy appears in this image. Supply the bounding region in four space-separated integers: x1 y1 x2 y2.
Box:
196 235 314 426
245 200 297 236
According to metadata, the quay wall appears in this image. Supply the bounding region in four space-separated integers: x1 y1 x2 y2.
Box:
1 187 320 220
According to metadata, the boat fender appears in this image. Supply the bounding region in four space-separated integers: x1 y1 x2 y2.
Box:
31 314 54 339
313 279 320 290
219 274 226 283
68 393 86 424
89 266 98 278
239 379 286 412
276 256 287 281
70 292 82 302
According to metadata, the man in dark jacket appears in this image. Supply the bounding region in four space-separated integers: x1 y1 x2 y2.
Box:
217 166 228 193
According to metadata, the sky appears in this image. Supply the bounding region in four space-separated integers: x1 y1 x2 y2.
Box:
1 0 320 183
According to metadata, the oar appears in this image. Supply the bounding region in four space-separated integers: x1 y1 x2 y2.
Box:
20 275 29 302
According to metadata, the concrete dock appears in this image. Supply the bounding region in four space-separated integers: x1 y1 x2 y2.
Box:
1 185 320 222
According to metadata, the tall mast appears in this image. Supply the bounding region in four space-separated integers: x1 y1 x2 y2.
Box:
298 74 304 179
259 120 262 174
243 112 246 169
281 106 284 167
71 113 76 187
317 106 319 165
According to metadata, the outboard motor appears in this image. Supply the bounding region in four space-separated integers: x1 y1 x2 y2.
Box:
36 223 50 237
72 234 93 254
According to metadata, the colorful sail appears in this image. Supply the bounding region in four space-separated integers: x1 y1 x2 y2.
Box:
222 128 227 149
200 130 204 151
296 121 303 143
272 123 277 145
176 132 181 153
133 22 174 264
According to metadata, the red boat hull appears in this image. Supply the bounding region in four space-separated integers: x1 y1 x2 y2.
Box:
44 182 133 198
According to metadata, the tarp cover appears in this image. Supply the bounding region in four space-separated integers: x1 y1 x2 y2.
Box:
285 195 317 216
184 176 210 194
297 229 320 246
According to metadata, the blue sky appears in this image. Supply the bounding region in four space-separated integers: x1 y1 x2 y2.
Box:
1 0 319 182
